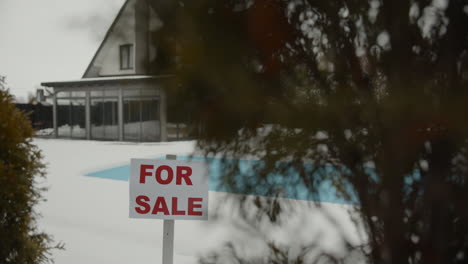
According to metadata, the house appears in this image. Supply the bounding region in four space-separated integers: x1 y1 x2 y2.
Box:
41 0 185 142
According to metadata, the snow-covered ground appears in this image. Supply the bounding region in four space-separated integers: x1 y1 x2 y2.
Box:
35 138 366 263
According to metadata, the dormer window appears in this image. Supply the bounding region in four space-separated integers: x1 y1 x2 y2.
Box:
120 44 134 70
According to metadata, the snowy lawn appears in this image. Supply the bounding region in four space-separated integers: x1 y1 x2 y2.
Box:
35 138 365 263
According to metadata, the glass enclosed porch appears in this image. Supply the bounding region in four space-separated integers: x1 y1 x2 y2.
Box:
42 76 169 142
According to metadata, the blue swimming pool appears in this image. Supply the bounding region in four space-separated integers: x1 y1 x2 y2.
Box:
85 156 357 204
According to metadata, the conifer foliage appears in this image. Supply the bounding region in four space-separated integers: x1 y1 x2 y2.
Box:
0 79 54 263
148 0 468 262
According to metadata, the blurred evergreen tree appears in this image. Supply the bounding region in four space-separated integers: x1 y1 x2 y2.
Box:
148 0 468 263
0 77 58 263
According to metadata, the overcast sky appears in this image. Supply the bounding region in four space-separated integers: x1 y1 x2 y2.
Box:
0 0 126 100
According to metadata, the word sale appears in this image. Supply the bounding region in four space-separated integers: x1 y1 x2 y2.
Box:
134 196 203 216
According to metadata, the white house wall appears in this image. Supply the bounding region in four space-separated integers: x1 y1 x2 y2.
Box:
83 0 163 78
84 0 137 77
99 0 136 76
148 7 163 64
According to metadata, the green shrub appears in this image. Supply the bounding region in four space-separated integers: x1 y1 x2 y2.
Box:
0 86 55 263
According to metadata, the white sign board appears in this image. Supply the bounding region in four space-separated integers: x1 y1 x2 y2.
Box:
129 159 209 220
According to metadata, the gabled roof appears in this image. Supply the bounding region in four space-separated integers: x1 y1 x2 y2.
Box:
82 0 132 78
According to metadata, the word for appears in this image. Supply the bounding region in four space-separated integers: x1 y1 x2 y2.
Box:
140 165 193 185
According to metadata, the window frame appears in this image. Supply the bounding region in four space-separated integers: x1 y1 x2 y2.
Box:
119 44 134 70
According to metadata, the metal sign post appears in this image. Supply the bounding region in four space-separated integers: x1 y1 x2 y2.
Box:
163 154 176 264
162 218 174 264
129 153 209 264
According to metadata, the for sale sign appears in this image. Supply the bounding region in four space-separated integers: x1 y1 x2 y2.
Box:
129 159 209 220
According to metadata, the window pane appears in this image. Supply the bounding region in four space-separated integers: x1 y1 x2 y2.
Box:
167 95 191 140
121 46 129 68
57 91 71 98
91 90 104 97
91 98 119 140
57 99 86 138
34 98 54 136
129 45 134 68
123 89 139 97
141 99 159 141
90 99 104 139
120 44 133 69
103 98 119 140
167 122 190 141
71 91 86 97
123 99 140 141
70 99 86 138
123 98 160 141
57 99 71 137
141 88 159 96
104 89 119 97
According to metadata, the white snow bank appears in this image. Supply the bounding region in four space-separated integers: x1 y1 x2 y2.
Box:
34 139 366 264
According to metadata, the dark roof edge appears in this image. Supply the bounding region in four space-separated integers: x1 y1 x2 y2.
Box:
82 0 132 78
41 74 175 88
